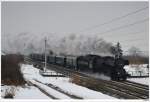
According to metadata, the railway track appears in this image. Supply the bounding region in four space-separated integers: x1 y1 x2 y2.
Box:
24 57 149 99
28 80 82 99
27 81 58 99
34 79 83 99
123 80 149 90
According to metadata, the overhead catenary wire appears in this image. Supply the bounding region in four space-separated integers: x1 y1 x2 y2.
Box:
95 18 148 37
124 49 149 52
99 30 148 39
72 7 149 55
76 6 148 33
112 37 148 43
122 42 149 48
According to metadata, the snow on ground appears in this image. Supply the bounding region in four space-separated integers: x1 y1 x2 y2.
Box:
127 78 149 85
124 64 149 76
2 63 148 99
124 64 149 85
14 85 50 99
21 64 116 99
41 78 114 99
1 85 50 99
32 80 71 99
1 85 15 98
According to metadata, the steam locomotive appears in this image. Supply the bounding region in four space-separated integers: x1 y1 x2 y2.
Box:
30 54 129 81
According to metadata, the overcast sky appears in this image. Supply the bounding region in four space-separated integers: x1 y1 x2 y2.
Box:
2 2 149 54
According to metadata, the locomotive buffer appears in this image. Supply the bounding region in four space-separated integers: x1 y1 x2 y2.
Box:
39 38 64 77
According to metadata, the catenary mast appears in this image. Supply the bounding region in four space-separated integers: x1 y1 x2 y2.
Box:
44 37 47 72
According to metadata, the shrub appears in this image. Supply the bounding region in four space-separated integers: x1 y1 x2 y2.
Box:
1 54 26 86
123 55 149 64
3 86 16 99
4 93 14 98
70 74 82 85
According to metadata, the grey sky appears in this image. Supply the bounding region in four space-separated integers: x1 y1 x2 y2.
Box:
2 2 149 54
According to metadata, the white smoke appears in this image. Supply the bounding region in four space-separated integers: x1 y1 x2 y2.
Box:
2 32 115 56
84 72 111 81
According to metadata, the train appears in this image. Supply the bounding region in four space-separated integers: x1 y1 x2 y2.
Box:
30 53 129 81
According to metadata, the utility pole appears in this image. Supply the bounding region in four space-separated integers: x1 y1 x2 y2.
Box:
44 38 47 72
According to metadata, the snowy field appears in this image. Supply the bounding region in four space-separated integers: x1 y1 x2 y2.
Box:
1 85 50 99
1 64 116 99
124 64 149 76
127 78 149 85
124 64 149 85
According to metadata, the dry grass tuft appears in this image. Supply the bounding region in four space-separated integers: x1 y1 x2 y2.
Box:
70 74 82 85
4 87 16 99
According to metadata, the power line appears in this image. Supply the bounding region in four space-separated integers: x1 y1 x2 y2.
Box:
100 30 147 38
122 42 149 47
121 38 147 42
76 6 148 33
96 18 148 36
124 51 149 52
115 37 147 43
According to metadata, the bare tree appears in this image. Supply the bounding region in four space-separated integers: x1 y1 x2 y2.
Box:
128 46 141 64
128 46 141 56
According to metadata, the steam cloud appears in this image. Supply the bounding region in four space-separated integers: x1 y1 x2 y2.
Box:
2 32 115 56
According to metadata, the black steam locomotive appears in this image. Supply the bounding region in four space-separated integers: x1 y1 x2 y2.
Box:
30 54 129 81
